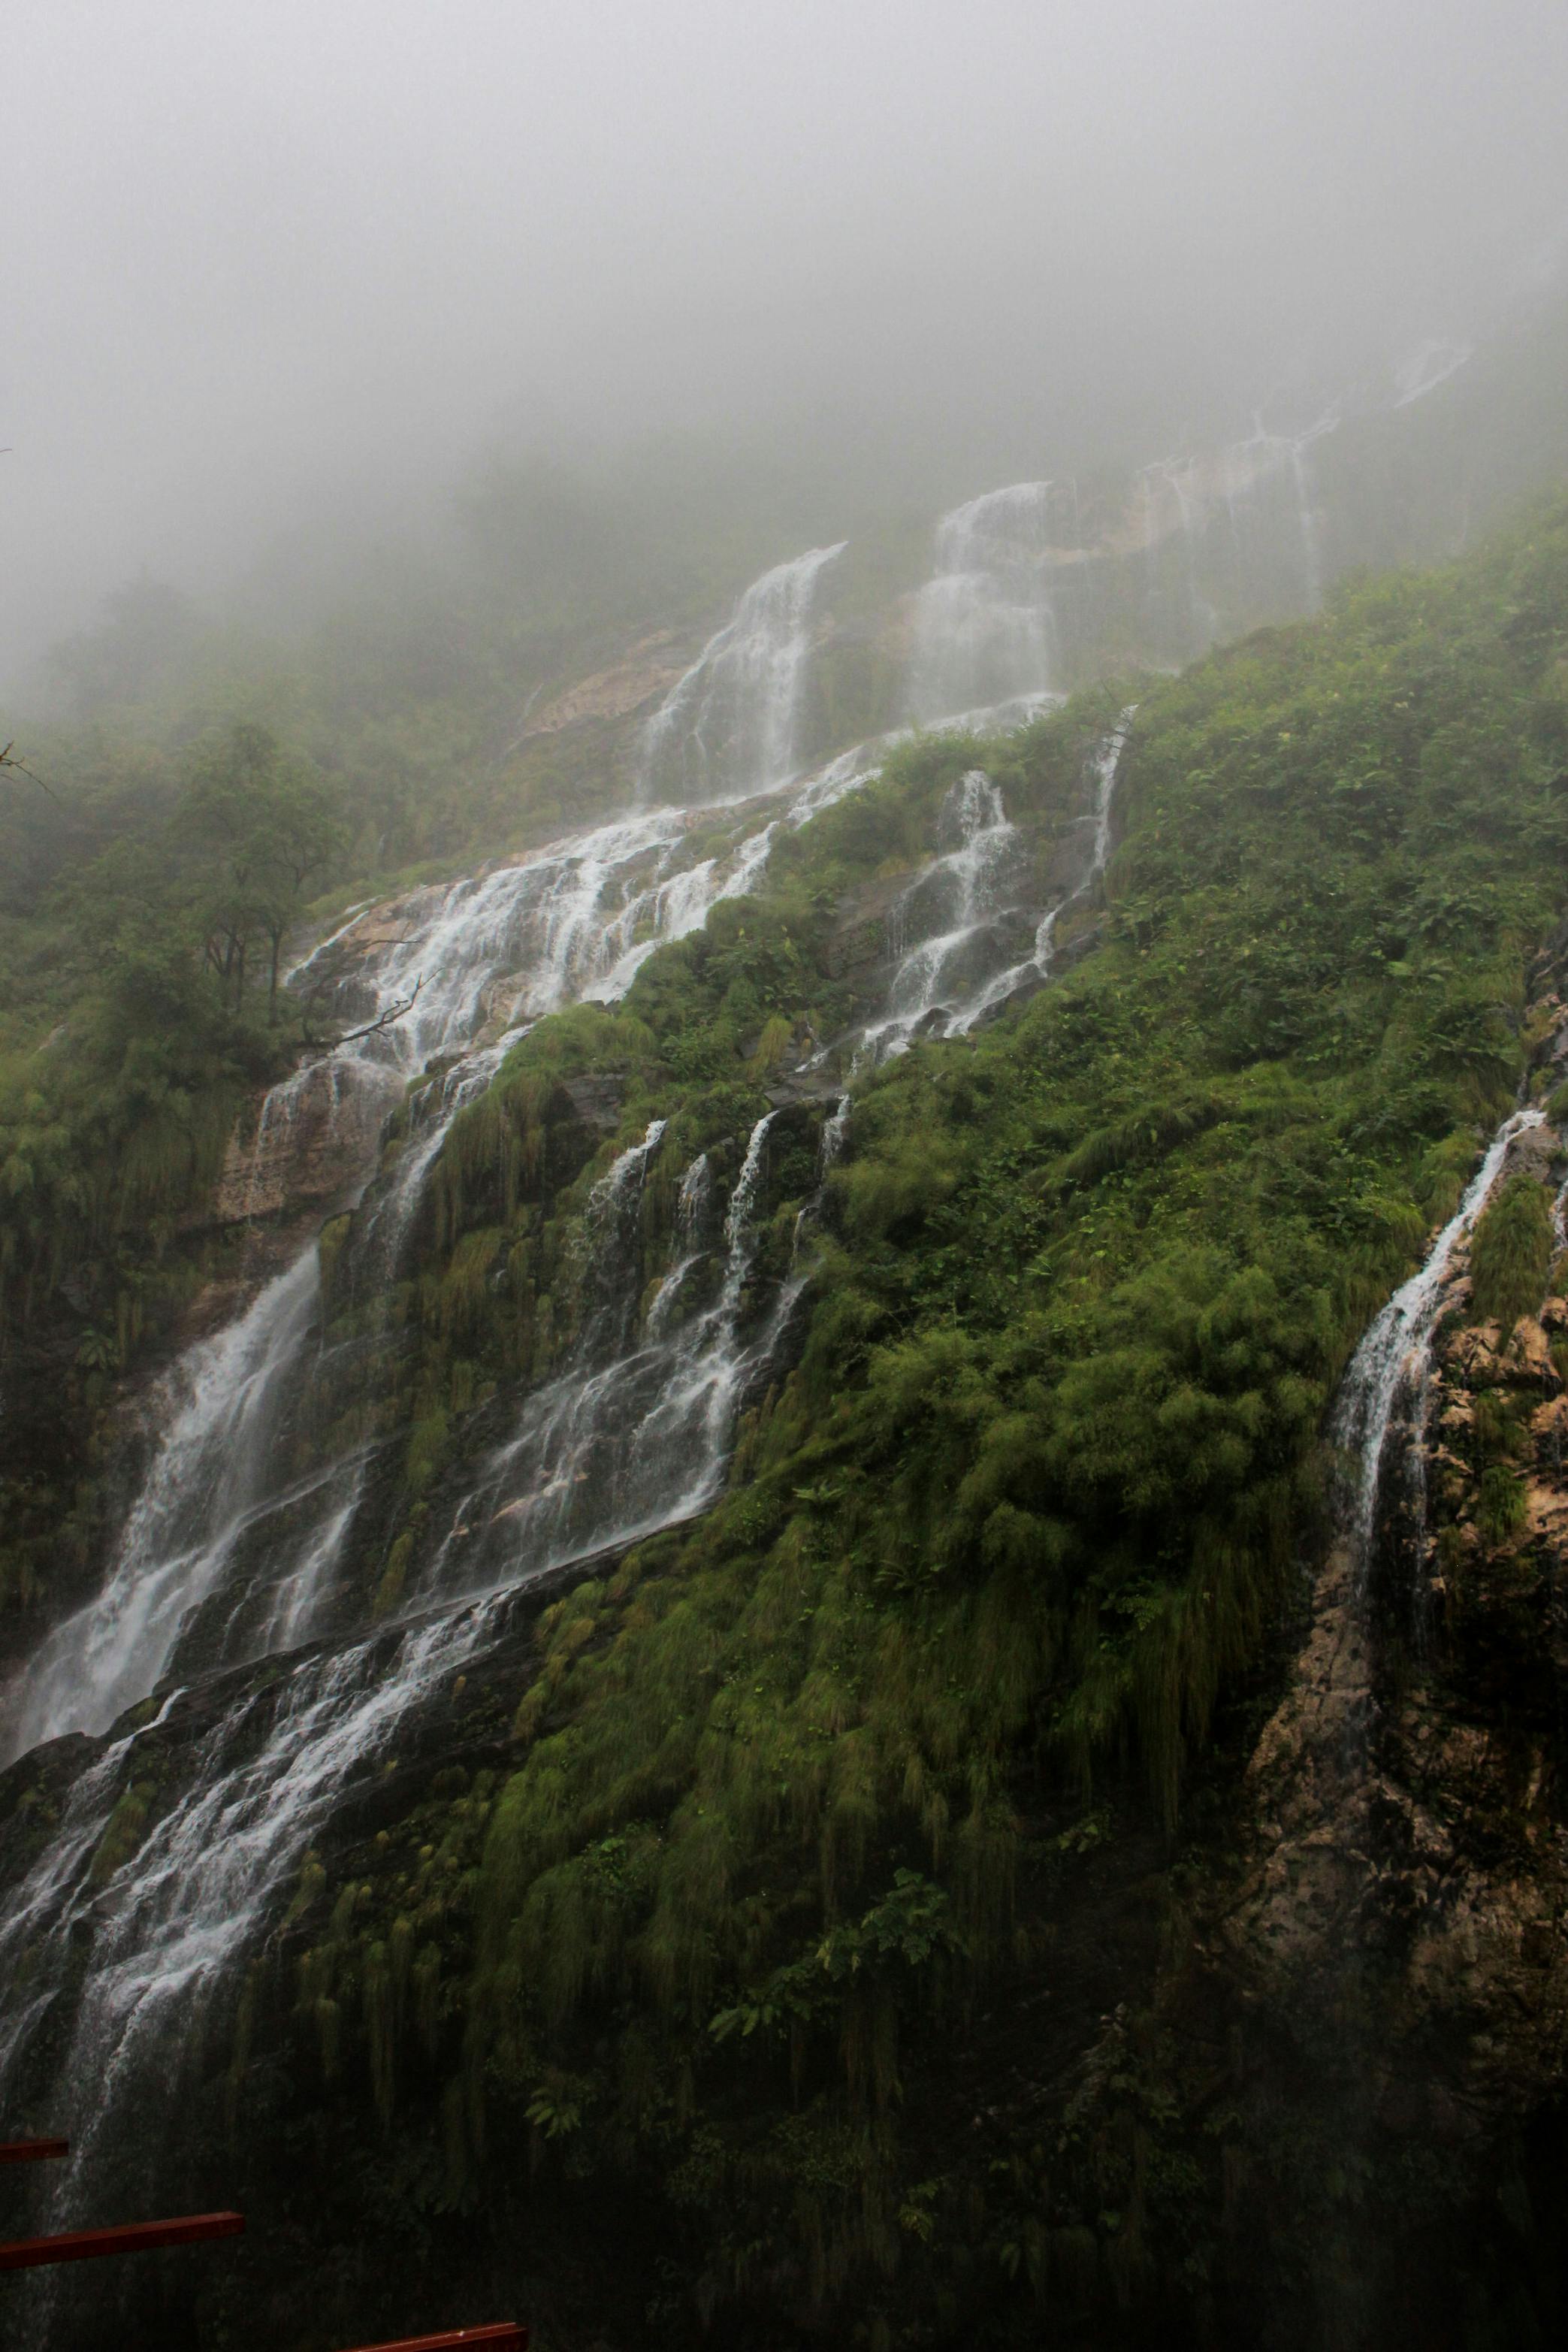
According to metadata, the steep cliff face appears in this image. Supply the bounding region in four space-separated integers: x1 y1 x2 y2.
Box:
5 446 1568 2350
1209 989 1568 2345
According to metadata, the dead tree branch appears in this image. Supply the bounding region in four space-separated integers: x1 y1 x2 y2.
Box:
298 974 422 1052
0 741 58 800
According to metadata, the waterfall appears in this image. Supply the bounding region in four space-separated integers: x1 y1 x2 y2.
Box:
1333 1105 1545 1586
581 819 782 1003
908 482 1064 726
0 1595 503 2340
427 1114 780 1596
2 656 891 1771
859 710 1135 1052
1 530 1149 1783
4 1249 325 1762
858 770 1027 1060
647 1152 716 1338
1391 337 1473 409
640 543 845 804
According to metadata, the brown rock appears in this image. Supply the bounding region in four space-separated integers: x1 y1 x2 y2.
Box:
207 1060 400 1229
1505 1315 1557 1383
520 639 687 737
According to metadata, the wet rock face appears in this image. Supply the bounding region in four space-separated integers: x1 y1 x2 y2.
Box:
557 1073 626 1135
207 1062 395 1228
1219 1001 1568 2325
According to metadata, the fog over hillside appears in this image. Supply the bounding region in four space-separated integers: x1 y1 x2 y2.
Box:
5 0 1568 688
10 12 1568 2350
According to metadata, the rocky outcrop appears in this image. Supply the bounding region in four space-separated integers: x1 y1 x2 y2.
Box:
1213 1062 1568 2335
207 1059 399 1229
517 634 687 737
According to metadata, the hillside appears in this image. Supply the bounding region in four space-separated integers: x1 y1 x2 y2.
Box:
2 481 1568 2348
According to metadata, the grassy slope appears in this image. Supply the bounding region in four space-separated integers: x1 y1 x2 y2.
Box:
247 500 1568 2346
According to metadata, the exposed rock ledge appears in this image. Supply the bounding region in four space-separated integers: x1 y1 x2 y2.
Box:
206 1059 400 1230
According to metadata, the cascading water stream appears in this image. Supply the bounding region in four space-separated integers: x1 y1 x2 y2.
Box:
857 770 1026 1061
0 1598 503 2342
853 712 1136 1063
647 1152 716 1338
5 1250 326 1760
1333 1105 1545 1586
428 1113 781 1596
949 709 1134 1035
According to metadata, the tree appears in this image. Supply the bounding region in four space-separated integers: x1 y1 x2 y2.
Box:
182 723 346 1020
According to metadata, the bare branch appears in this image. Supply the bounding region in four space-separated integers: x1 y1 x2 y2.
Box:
0 741 59 800
299 974 422 1051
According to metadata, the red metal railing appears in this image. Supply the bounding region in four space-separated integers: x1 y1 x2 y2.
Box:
1 2131 524 2344
0 2211 246 2272
341 2331 527 2351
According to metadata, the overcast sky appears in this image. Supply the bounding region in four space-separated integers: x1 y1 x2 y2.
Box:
4 0 1566 684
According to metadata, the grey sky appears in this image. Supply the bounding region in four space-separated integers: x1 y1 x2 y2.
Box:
4 0 1566 683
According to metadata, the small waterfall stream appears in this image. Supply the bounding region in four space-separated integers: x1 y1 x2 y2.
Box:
859 770 1026 1060
429 1112 783 1597
857 711 1136 1061
7 1253 325 1758
1333 1105 1545 1583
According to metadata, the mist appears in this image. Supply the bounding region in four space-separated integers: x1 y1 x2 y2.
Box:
5 0 1567 689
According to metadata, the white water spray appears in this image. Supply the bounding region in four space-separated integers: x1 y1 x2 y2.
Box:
1333 1106 1545 1584
641 544 844 803
908 483 1064 725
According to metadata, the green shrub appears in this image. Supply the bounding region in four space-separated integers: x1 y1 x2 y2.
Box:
1469 1174 1554 1331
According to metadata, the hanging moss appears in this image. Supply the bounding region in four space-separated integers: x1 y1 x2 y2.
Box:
87 1779 156 1887
1479 1463 1530 1543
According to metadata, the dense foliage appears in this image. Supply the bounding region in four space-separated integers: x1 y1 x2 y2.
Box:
251 500 1568 2343
0 719 350 1613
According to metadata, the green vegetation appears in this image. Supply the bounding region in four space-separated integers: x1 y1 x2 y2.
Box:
267 499 1568 2341
0 719 348 1619
10 440 1568 2341
1467 1171 1555 1330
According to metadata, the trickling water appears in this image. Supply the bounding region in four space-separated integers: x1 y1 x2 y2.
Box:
857 712 1135 1055
858 771 1026 1062
1333 1106 1545 1586
641 543 845 803
431 1114 779 1594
